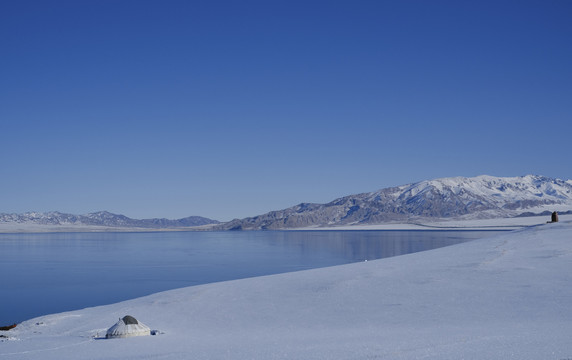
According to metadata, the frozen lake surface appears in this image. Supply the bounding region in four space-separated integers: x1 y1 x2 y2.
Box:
0 230 504 324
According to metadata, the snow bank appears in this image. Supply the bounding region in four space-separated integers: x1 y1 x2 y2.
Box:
2 222 572 359
2 214 568 233
293 214 572 230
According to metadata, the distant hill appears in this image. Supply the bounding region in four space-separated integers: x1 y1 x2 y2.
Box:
217 175 572 230
0 211 219 229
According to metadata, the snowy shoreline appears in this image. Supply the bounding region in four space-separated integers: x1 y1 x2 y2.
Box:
2 221 572 359
291 214 572 231
1 214 569 233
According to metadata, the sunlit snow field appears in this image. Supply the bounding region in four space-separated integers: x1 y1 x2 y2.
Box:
1 222 571 359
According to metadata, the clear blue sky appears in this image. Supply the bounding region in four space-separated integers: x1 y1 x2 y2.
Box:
1 0 571 221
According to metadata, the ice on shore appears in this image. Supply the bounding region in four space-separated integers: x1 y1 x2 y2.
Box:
2 222 572 359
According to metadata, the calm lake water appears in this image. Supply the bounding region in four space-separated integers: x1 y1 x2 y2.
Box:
0 230 506 324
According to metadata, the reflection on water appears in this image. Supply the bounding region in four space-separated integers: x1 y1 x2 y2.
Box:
0 230 505 324
268 230 496 262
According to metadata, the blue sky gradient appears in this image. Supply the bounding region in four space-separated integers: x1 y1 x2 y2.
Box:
1 0 571 220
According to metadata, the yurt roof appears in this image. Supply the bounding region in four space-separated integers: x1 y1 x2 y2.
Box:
106 315 150 339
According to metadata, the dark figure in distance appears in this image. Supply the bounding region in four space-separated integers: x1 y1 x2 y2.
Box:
550 211 559 223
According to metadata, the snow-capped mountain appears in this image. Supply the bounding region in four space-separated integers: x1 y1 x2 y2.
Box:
0 211 219 229
3 175 571 231
219 175 572 230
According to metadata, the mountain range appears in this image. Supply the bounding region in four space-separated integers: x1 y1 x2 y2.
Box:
2 175 571 231
217 175 572 230
0 211 219 229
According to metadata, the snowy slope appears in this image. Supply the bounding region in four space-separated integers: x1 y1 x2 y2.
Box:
219 175 572 229
385 174 572 214
2 222 572 359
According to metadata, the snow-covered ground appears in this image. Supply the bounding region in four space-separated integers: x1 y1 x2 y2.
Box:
0 223 134 233
293 214 572 231
2 214 568 233
2 221 571 359
0 223 211 233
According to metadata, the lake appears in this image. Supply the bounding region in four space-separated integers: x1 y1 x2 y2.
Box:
0 230 506 324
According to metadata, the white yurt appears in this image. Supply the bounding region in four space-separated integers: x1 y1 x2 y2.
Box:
106 315 150 339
